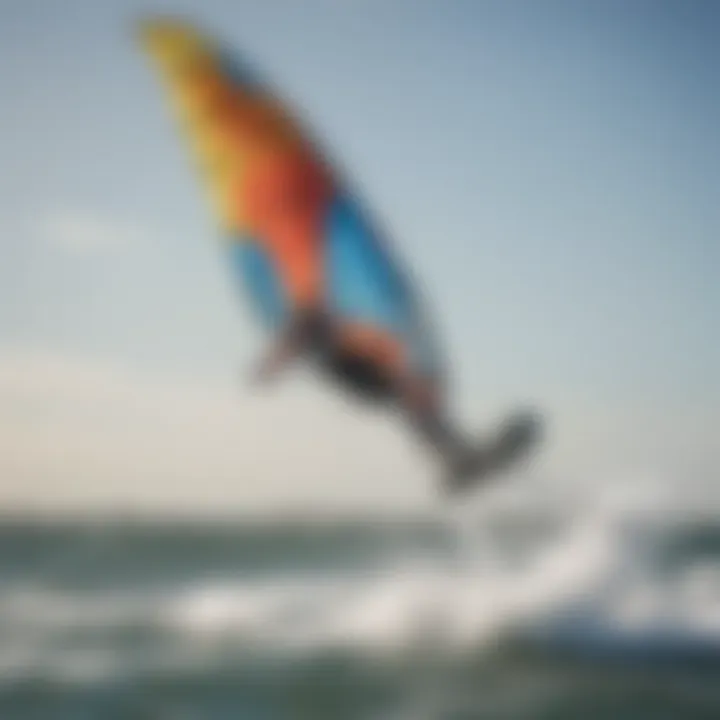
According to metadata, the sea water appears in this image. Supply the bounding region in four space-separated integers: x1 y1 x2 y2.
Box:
0 475 719 719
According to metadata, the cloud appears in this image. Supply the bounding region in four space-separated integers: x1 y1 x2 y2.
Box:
0 347 429 516
0 346 717 519
36 210 145 254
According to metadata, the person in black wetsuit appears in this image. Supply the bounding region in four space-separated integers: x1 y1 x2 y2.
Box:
250 306 501 491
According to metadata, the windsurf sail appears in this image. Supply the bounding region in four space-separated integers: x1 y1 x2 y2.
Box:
136 17 443 382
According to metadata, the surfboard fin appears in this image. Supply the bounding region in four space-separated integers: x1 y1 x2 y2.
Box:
442 410 543 496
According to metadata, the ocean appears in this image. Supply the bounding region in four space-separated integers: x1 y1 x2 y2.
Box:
1 481 719 719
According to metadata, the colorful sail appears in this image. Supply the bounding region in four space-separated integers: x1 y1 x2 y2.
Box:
137 18 442 384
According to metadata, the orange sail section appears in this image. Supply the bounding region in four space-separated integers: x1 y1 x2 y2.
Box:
138 18 334 305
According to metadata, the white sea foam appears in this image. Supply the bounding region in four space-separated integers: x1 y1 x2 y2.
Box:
0 473 718 685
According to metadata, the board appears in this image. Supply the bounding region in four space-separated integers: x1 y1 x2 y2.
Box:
443 410 543 496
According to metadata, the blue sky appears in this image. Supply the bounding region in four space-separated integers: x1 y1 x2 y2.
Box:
1 0 718 512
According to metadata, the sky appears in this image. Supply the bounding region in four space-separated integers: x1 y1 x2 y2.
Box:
0 0 718 515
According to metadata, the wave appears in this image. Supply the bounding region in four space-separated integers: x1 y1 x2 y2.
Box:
1 473 719 686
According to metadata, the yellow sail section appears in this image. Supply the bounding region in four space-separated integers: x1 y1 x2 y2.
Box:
136 18 309 236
